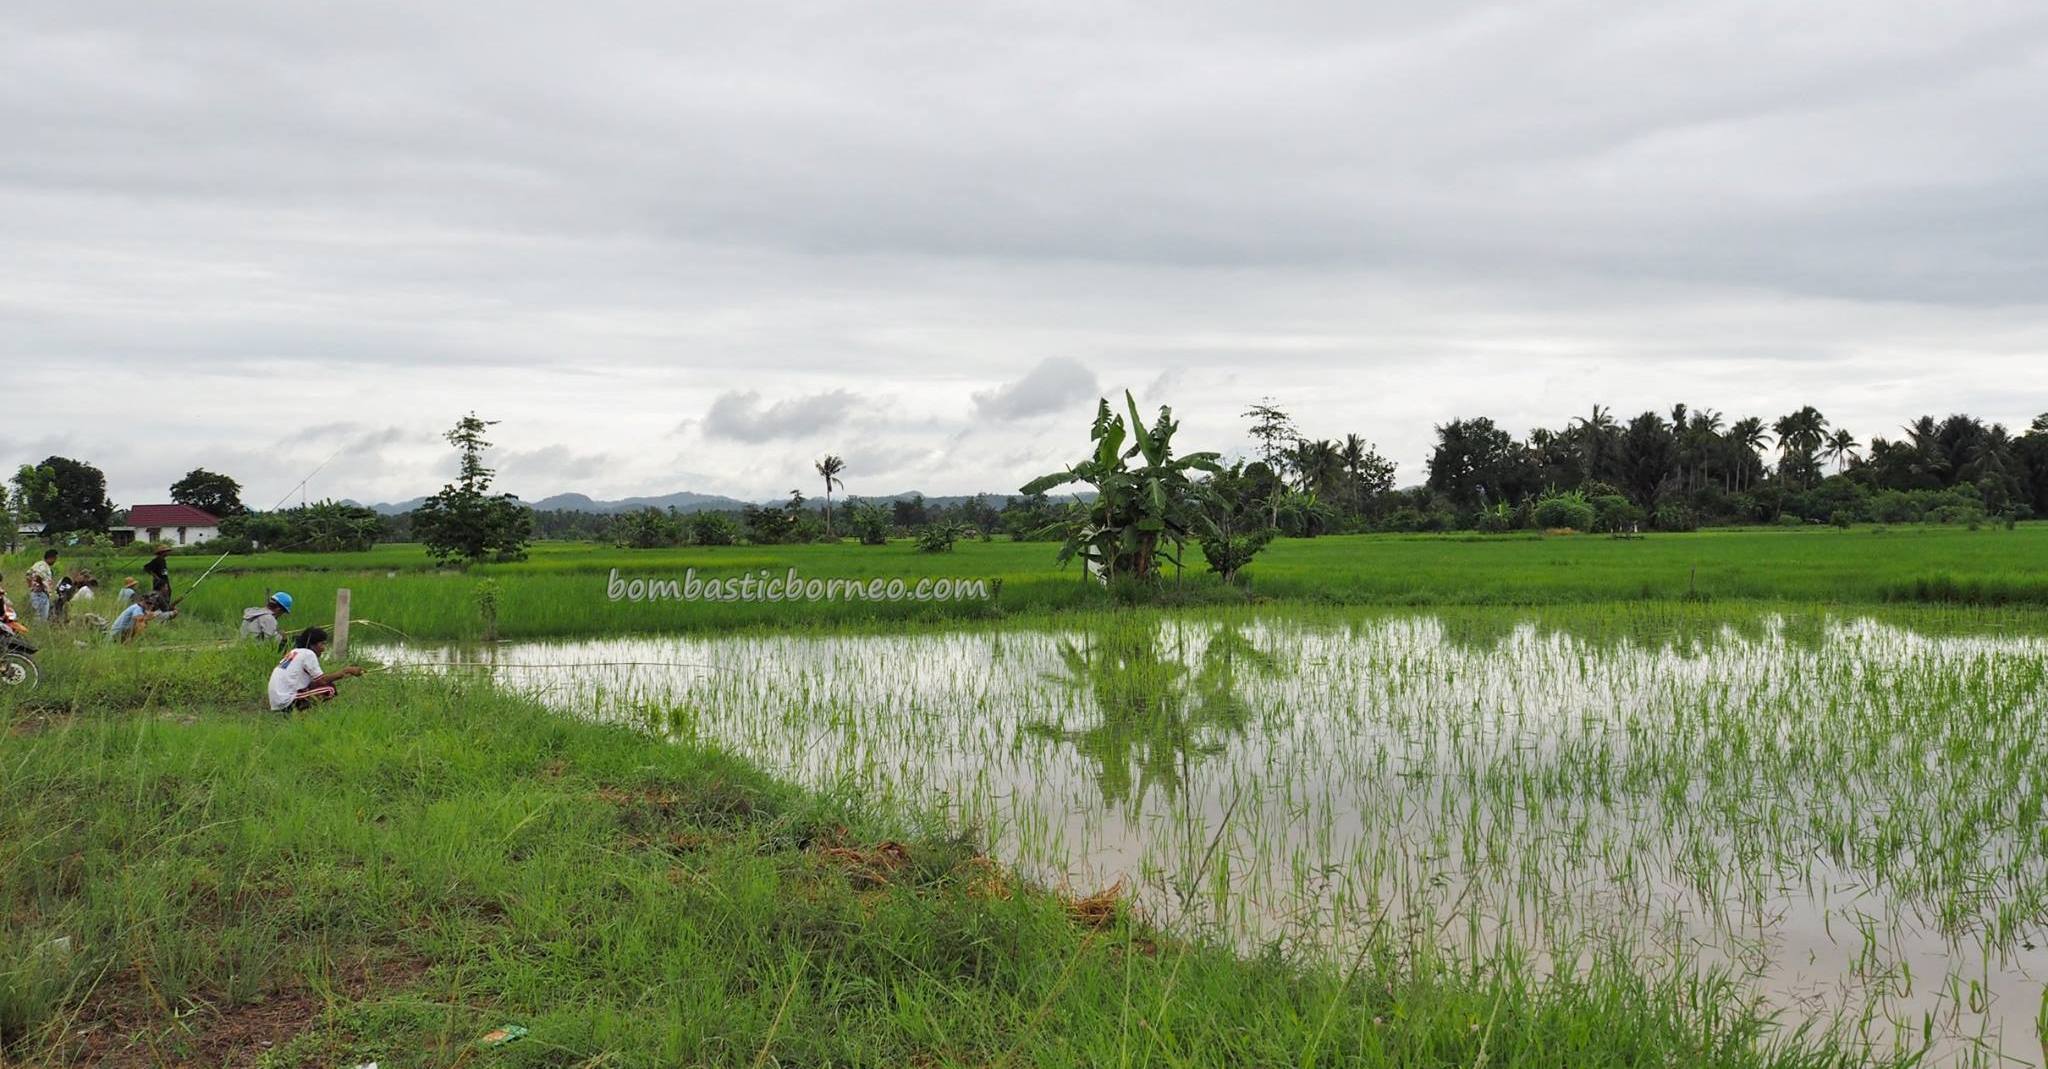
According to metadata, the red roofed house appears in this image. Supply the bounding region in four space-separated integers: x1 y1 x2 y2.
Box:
111 504 223 548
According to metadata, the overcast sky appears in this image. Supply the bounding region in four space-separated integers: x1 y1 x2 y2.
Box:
5 1 2046 508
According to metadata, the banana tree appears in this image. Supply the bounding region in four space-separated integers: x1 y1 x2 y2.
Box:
1022 392 1222 582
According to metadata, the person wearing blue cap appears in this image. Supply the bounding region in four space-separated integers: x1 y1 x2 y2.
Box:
240 591 294 645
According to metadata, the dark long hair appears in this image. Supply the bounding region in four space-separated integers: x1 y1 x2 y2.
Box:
295 626 329 650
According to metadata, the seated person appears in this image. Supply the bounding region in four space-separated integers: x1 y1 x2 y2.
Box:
266 626 364 713
240 591 294 644
108 598 150 643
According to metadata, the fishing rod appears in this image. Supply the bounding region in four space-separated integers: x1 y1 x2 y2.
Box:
101 442 351 578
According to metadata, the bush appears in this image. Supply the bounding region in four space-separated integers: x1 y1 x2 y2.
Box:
1532 492 1596 532
1830 510 1854 529
1474 504 1516 533
914 523 962 553
1589 495 1642 534
1200 529 1275 584
1652 505 1698 533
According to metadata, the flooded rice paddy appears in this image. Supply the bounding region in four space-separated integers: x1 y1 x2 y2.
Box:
388 608 2048 1065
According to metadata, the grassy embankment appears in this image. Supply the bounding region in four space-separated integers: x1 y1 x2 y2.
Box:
16 522 2044 642
0 636 1908 1068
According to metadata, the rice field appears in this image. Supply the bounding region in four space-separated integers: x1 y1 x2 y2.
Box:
385 604 2048 1065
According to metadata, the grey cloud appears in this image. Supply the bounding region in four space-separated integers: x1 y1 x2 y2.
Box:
972 358 1100 421
702 390 859 443
4 1 2047 503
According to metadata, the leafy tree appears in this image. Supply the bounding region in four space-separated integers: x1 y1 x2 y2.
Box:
848 499 892 545
1338 434 1396 516
890 494 930 529
12 457 113 535
1242 399 1299 526
1614 411 1678 510
814 455 845 539
688 512 739 546
1425 418 1536 510
219 502 383 553
169 468 247 517
413 413 534 564
1024 392 1222 583
614 507 683 549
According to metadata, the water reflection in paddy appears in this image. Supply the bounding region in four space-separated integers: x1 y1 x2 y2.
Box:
385 609 2048 1065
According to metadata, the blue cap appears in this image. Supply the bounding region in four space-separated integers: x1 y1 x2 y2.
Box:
270 591 294 614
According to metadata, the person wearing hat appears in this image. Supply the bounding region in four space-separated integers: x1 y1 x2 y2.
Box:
117 578 138 607
240 591 294 645
142 545 173 602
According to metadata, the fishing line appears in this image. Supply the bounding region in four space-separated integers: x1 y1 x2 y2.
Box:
370 659 728 674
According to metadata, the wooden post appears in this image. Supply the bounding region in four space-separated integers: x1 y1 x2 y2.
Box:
332 588 353 662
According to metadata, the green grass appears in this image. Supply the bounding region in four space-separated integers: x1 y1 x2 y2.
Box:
0 638 1893 1068
16 523 2043 641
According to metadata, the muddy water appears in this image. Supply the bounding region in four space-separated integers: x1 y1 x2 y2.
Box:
384 610 2048 1065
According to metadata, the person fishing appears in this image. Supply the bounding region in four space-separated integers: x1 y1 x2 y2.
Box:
267 626 363 713
26 549 57 621
142 545 172 602
117 578 138 607
240 591 294 645
107 597 151 643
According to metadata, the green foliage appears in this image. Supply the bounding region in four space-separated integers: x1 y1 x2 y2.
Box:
1589 495 1642 533
847 500 891 545
741 503 799 545
0 641 1903 1069
1474 502 1517 533
1532 491 1597 532
1198 528 1274 584
913 522 963 553
613 507 684 549
11 457 113 535
413 413 533 564
1023 392 1223 583
688 512 740 546
168 468 247 517
217 500 384 553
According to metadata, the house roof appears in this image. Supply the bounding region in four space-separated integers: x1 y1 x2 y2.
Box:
122 504 221 527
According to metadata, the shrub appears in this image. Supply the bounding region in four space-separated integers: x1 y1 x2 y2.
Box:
1532 492 1596 532
1652 505 1699 533
1200 529 1275 584
1830 510 1854 529
1589 495 1642 534
914 523 963 553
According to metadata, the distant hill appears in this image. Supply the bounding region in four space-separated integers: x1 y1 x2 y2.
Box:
354 489 1051 516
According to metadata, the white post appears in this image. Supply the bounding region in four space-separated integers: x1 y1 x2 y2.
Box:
333 587 352 662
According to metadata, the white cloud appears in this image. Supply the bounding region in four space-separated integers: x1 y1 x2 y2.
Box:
972 358 1100 421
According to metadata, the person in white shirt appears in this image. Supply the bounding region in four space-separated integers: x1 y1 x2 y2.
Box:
266 626 363 713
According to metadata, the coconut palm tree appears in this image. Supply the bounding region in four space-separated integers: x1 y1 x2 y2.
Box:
1728 417 1771 491
1570 405 1618 483
814 454 845 537
1772 407 1828 489
1821 429 1860 472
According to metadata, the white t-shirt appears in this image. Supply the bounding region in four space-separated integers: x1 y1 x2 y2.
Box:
267 648 325 710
